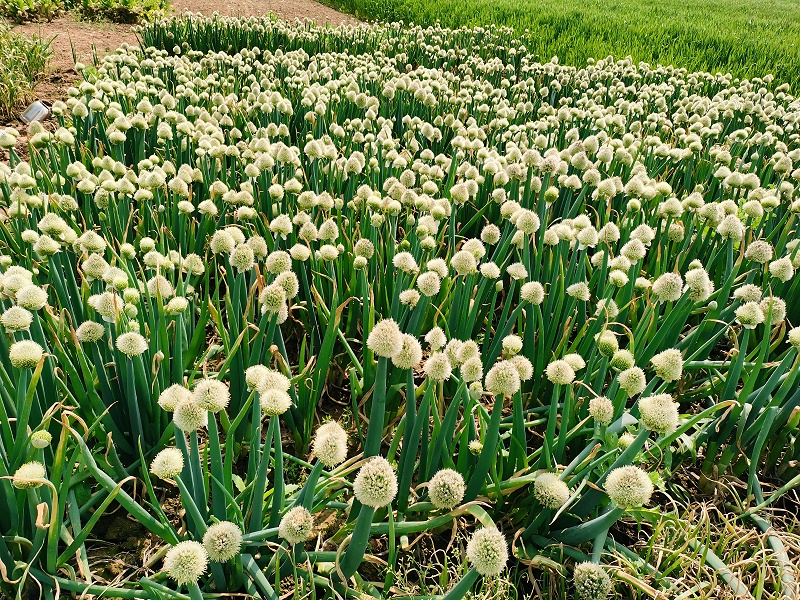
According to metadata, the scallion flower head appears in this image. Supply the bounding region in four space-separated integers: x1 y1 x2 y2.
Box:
203 521 243 562
466 527 508 576
428 468 466 510
353 456 398 508
574 562 613 600
605 465 654 508
151 447 184 479
312 421 349 467
485 360 521 396
533 473 570 509
13 461 46 489
192 378 230 412
9 340 43 369
279 507 314 545
163 541 208 586
367 318 403 358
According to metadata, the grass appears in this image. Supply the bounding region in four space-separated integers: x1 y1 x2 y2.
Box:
319 0 800 85
0 24 52 118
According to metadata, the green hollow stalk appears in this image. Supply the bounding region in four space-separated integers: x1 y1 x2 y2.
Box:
464 392 504 502
442 569 480 599
363 356 389 458
336 504 377 580
396 377 433 512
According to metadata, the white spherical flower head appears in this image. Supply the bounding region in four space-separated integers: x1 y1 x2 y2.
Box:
515 209 540 234
596 331 619 357
203 521 243 562
173 398 208 432
574 562 613 600
116 332 148 357
16 285 47 310
480 262 501 279
165 297 189 315
192 378 230 413
425 327 447 351
1 305 33 333
650 349 683 382
652 273 684 303
312 421 348 467
367 318 403 358
150 447 184 479
745 240 774 264
353 457 398 508
9 340 44 369
159 384 192 412
605 465 654 509
564 353 586 372
617 367 647 397
769 257 794 283
163 541 208 586
618 432 636 450
354 238 375 259
566 282 591 302
760 296 787 324
245 365 270 391
485 360 521 397
424 352 452 382
392 334 423 370
450 249 477 276
416 271 441 297
546 359 576 385
638 394 679 434
13 461 46 489
265 251 292 275
445 339 464 369
428 469 466 510
507 262 528 280
30 430 52 449
230 244 255 272
278 507 314 545
393 251 418 273
399 289 420 308
461 356 484 383
260 388 292 416
789 328 800 348
466 527 508 577
520 281 545 304
502 334 523 356
275 271 300 299
76 320 105 343
735 302 765 329
610 349 635 371
534 473 571 509
256 369 291 393
481 224 501 245
509 354 533 381
589 397 614 426
259 283 286 314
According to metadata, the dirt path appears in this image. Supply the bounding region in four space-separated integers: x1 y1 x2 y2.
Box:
2 0 353 160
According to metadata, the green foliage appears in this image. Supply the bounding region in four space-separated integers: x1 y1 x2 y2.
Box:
320 0 800 85
76 0 168 24
0 0 63 22
0 25 53 118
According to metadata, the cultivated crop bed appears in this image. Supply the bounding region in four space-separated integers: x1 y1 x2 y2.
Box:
1 14 800 600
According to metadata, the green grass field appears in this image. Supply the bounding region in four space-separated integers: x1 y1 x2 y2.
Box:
322 0 800 85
